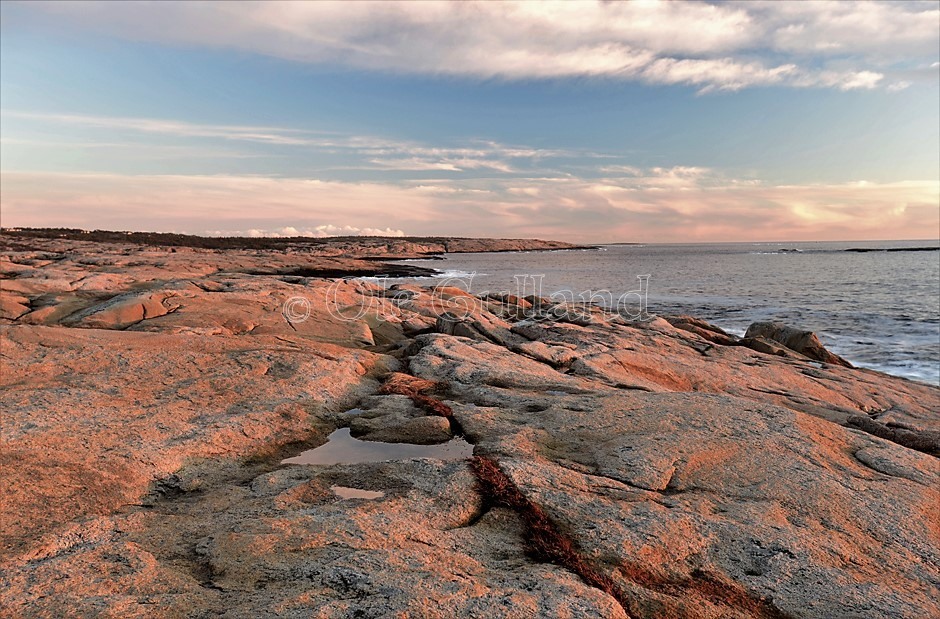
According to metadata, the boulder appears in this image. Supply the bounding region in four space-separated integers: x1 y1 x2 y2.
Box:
745 321 852 367
61 291 179 329
665 314 739 345
348 393 454 444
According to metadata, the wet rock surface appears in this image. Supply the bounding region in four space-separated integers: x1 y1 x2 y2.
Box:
1 236 938 618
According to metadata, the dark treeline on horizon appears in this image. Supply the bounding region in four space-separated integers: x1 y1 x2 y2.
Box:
0 227 494 250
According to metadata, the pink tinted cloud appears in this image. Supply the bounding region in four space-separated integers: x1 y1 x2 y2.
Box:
2 170 936 242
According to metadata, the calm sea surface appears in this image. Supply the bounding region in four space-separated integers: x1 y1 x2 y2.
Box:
385 240 940 385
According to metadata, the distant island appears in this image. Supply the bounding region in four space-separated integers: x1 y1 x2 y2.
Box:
844 246 939 253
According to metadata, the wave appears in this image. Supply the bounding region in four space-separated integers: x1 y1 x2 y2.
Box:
359 269 484 282
429 269 487 280
849 360 939 385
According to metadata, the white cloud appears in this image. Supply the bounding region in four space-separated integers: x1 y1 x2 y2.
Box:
7 0 937 92
368 157 514 173
208 225 406 238
887 81 913 93
810 69 884 91
640 58 798 91
599 165 644 176
765 1 939 59
368 158 462 172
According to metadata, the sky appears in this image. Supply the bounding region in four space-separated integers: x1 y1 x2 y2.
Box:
1 1 938 243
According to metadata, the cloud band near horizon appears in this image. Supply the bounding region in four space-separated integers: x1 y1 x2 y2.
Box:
3 170 936 243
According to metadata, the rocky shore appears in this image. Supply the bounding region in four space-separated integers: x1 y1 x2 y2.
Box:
1 235 938 618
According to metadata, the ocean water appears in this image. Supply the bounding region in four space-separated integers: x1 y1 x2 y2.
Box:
387 240 940 385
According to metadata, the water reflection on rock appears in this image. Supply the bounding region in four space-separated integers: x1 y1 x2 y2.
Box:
282 428 473 465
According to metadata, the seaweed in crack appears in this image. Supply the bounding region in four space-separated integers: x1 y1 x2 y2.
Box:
379 371 466 436
469 455 631 614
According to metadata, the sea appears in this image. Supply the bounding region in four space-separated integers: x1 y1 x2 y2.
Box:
379 240 940 385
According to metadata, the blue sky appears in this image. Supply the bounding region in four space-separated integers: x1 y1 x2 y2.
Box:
2 1 938 242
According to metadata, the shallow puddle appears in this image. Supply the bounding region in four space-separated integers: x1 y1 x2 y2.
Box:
282 428 473 465
331 485 384 500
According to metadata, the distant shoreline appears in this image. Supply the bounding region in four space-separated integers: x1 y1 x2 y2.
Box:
844 246 939 253
0 227 593 254
0 227 596 279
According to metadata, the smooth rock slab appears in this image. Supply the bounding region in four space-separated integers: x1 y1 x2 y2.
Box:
0 325 393 557
445 391 940 618
0 461 627 618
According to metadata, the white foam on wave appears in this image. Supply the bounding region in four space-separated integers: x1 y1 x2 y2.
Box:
421 269 485 280
824 333 940 385
850 360 939 385
357 269 484 282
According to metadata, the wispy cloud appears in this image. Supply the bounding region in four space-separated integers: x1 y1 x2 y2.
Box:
1 110 334 146
6 1 936 92
1 109 575 173
0 135 262 159
2 108 630 179
368 157 514 173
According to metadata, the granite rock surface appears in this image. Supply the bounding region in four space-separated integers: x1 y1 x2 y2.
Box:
2 235 937 618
